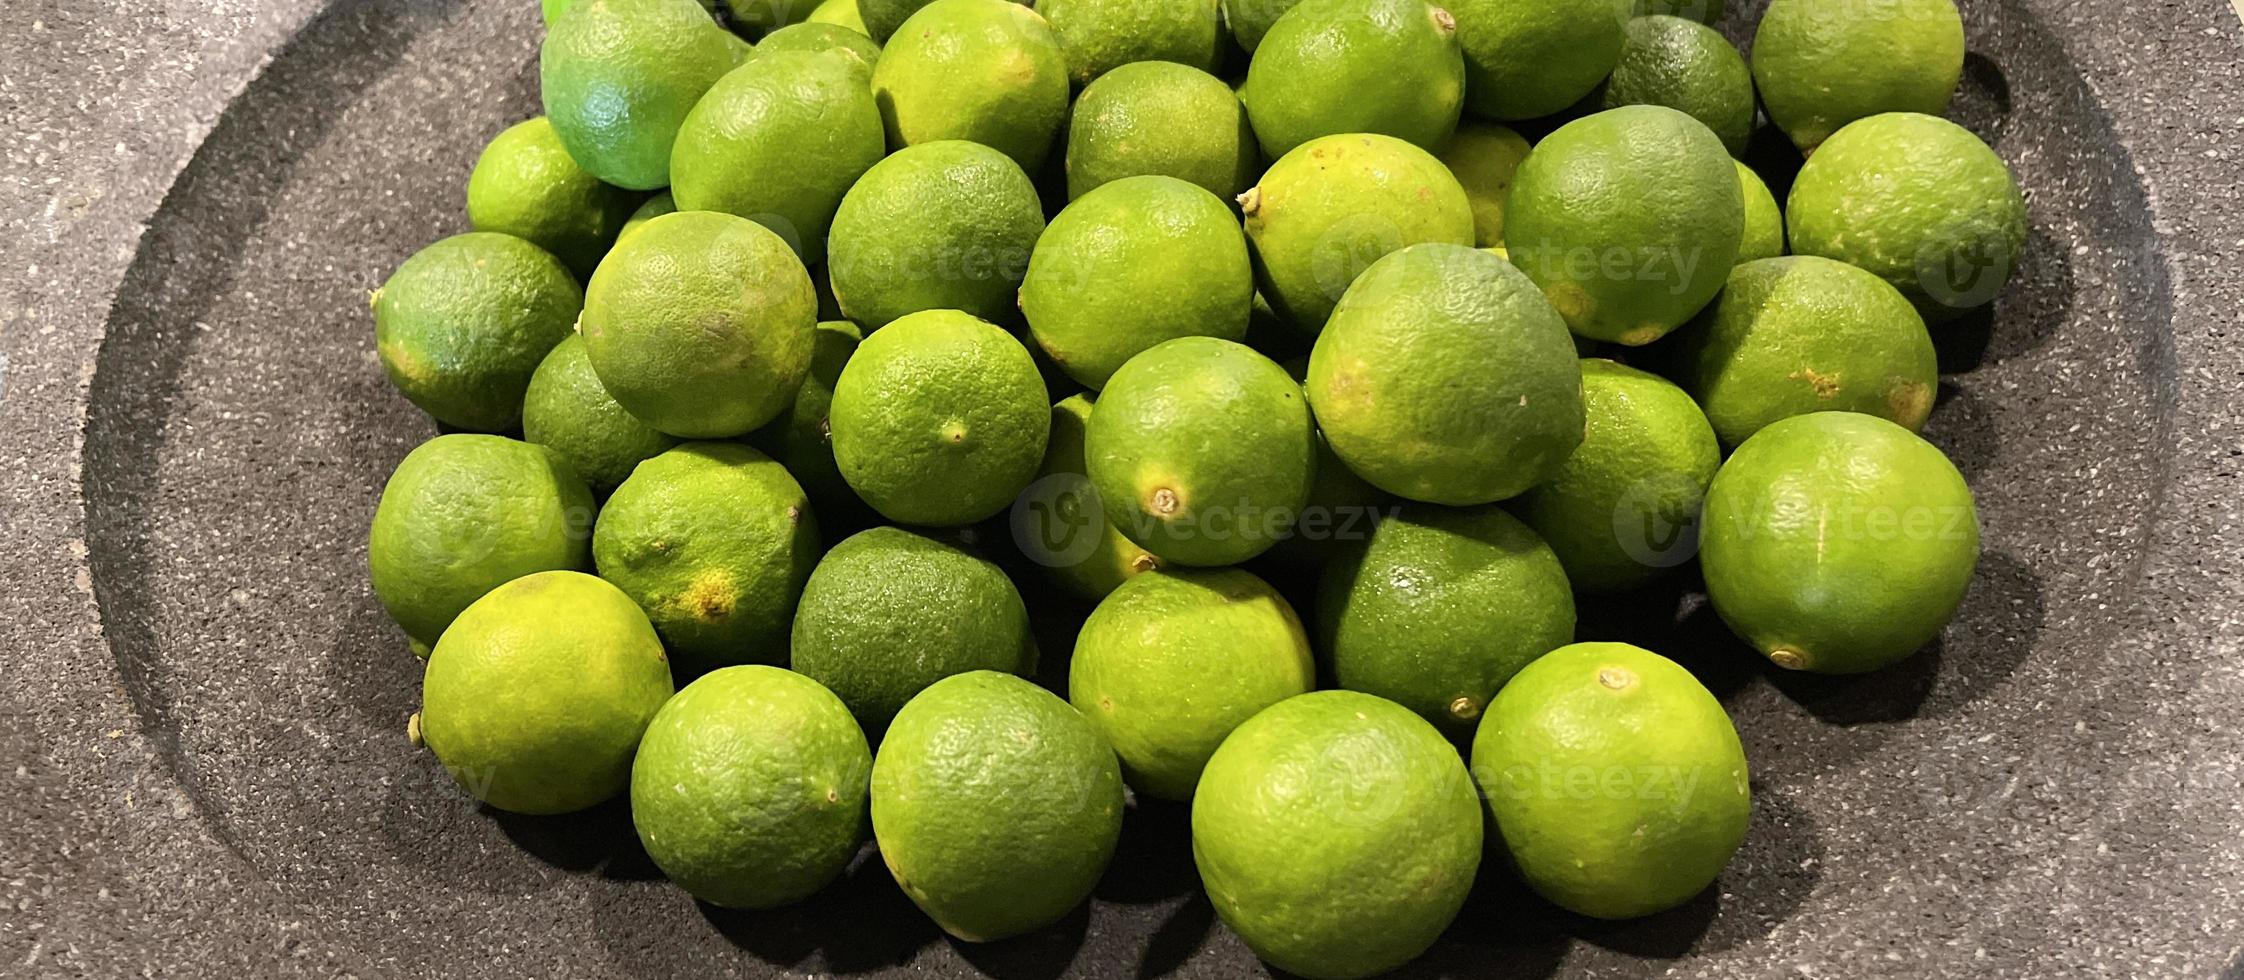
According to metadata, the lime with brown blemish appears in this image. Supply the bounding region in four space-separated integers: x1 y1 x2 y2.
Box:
1307 243 1582 505
1069 567 1314 800
372 232 581 433
1662 255 1937 447
1011 394 1161 601
1239 0 1466 159
1699 411 1979 674
631 665 869 909
1317 503 1575 737
1471 641 1750 918
1085 337 1316 566
829 309 1049 526
521 333 682 494
591 442 818 674
418 570 673 815
465 116 644 280
1503 105 1742 345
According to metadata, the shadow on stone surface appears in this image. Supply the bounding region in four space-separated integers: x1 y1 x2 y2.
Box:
1574 570 1762 704
949 903 1092 980
700 842 943 974
491 794 662 881
1097 796 1199 905
1935 223 2075 374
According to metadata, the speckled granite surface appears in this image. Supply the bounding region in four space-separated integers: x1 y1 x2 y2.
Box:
2 1 2240 977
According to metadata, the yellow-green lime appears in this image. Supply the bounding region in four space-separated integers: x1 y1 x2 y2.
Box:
419 571 673 815
369 434 593 648
1240 0 1465 159
671 49 886 264
540 0 744 190
1070 568 1314 800
829 309 1049 525
1736 160 1785 263
1064 61 1258 202
1308 243 1582 504
872 671 1123 941
1010 394 1161 601
1785 111 2027 321
1241 133 1475 333
1751 0 1963 154
1471 641 1750 918
372 232 581 432
1270 356 1394 565
580 210 818 437
1317 504 1575 735
465 116 643 280
1021 175 1253 389
1700 411 1979 673
592 442 818 673
826 140 1046 329
871 0 1069 173
1436 122 1532 248
723 0 818 33
631 665 869 909
1193 690 1482 979
1218 0 1303 53
520 333 682 493
1086 337 1316 566
807 0 868 32
752 21 881 66
744 321 866 520
861 0 1024 41
616 190 676 245
1512 358 1718 591
791 527 1037 728
1504 105 1742 345
1594 14 1754 157
1664 255 1937 446
1633 0 1721 23
1449 0 1630 120
1040 0 1226 86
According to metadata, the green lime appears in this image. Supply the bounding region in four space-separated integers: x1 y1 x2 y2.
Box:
791 527 1037 728
1594 15 1754 157
827 140 1046 329
1307 243 1581 504
540 0 742 190
1192 690 1482 979
580 210 818 437
744 320 866 518
1218 0 1303 53
1504 105 1742 345
465 116 642 280
807 0 869 32
1317 504 1575 735
592 442 818 673
615 190 676 245
542 0 575 24
1512 358 1718 591
723 0 818 33
671 49 886 265
872 671 1123 941
1269 356 1393 564
520 333 682 493
1040 0 1226 85
419 570 674 815
1011 394 1162 601
372 232 581 432
1070 568 1314 800
1436 122 1532 248
1785 111 2027 322
1751 0 1963 154
1450 0 1630 120
752 21 881 66
1021 175 1254 389
1086 337 1316 566
828 309 1049 525
631 665 870 908
1633 0 1721 23
861 0 1024 40
1700 411 1979 673
1240 0 1464 159
369 434 594 647
1064 61 1258 202
1665 255 1938 446
1736 160 1785 263
1471 641 1750 918
871 0 1069 173
1242 133 1475 333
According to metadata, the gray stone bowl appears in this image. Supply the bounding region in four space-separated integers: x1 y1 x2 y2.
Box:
9 0 2243 976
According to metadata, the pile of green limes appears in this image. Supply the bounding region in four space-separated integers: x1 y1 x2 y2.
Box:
369 0 2015 973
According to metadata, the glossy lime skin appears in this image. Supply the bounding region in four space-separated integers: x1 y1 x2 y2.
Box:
1735 160 1786 263
1240 0 1465 159
1040 0 1226 85
1065 61 1258 202
1317 504 1576 736
871 671 1124 942
540 0 743 190
372 232 582 433
826 140 1046 330
1751 0 1963 153
1070 567 1314 800
521 333 681 493
790 527 1037 729
465 116 643 279
420 571 674 815
1471 641 1750 919
1699 411 1979 673
631 665 870 909
870 0 1070 173
1193 690 1482 979
753 21 882 66
1449 0 1630 120
368 434 594 648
